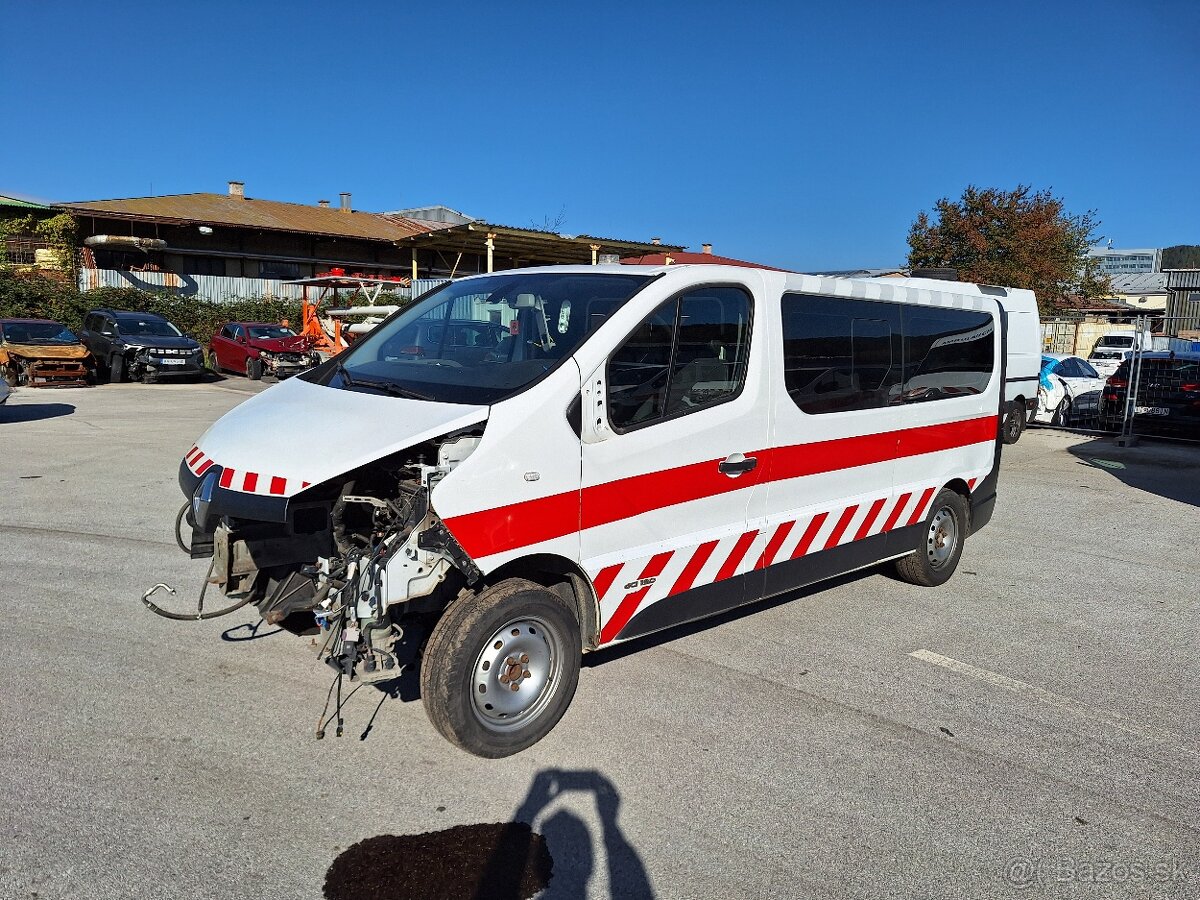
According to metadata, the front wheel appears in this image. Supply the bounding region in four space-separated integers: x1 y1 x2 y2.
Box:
894 488 969 587
420 579 582 758
246 357 263 381
109 354 126 383
1050 397 1071 426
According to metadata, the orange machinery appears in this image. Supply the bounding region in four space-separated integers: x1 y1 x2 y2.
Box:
285 270 412 357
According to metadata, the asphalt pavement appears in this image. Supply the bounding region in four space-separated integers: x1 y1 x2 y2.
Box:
1 381 1197 899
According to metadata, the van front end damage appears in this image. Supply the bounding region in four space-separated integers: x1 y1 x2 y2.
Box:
158 430 486 709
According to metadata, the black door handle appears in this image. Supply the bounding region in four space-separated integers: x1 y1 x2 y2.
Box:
718 454 758 476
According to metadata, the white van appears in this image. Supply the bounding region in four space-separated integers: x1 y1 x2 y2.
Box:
176 266 1007 757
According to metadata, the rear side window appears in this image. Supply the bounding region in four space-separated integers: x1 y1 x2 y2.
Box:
781 294 901 414
900 306 994 400
608 286 751 431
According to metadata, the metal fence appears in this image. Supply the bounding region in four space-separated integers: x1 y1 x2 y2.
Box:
1031 315 1200 444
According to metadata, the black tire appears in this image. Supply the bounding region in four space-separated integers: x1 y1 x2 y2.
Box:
1001 405 1023 444
1050 397 1070 426
109 354 126 383
246 357 264 381
205 349 220 374
894 488 969 587
420 579 581 758
4 367 19 387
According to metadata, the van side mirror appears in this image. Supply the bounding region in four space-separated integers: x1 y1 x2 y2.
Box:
580 364 614 444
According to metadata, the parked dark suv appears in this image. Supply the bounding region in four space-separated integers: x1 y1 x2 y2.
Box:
81 310 205 383
1098 351 1200 437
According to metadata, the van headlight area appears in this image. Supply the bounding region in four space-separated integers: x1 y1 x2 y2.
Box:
154 266 1024 759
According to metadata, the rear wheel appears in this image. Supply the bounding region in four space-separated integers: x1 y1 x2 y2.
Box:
894 488 969 587
246 357 263 381
1001 404 1024 444
420 579 581 758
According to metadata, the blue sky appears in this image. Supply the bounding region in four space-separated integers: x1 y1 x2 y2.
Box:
3 0 1198 270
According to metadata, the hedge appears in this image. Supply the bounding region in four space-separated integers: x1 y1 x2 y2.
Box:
0 269 303 346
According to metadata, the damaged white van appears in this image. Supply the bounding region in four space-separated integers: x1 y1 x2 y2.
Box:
174 266 1008 757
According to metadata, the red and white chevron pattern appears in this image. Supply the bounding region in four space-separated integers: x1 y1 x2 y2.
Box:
590 477 981 645
183 446 311 497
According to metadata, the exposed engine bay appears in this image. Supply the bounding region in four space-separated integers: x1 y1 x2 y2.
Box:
147 427 485 730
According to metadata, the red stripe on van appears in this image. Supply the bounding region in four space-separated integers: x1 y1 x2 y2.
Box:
195 457 214 476
967 477 978 490
716 531 759 582
853 497 887 541
269 476 287 496
880 492 912 533
242 472 259 493
186 447 202 465
600 552 674 644
443 415 997 560
824 505 859 551
907 487 937 526
755 521 795 570
218 467 235 489
591 564 623 602
669 540 720 596
790 512 829 559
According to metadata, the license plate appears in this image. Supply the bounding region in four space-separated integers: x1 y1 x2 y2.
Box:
1135 406 1169 416
156 358 187 365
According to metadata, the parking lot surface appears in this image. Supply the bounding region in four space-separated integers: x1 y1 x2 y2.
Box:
2 383 1198 899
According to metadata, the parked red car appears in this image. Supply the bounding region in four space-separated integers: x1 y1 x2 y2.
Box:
208 322 319 380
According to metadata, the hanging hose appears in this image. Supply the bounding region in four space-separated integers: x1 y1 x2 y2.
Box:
141 557 258 621
174 501 191 554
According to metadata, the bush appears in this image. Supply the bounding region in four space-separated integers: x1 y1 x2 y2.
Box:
0 270 303 345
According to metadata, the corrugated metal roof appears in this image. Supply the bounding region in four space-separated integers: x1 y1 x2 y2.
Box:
59 193 434 242
1 195 50 209
1108 272 1168 293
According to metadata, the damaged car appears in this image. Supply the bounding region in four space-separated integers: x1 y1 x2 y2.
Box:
80 309 205 383
208 322 319 380
0 318 95 387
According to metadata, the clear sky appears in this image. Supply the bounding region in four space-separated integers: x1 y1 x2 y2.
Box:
3 0 1198 270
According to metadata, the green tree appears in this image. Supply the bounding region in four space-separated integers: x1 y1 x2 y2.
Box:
907 185 1110 313
1161 245 1200 269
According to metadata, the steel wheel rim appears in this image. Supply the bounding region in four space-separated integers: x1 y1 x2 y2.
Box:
926 507 958 569
471 615 562 732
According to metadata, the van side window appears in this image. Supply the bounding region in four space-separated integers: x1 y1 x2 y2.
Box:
608 286 751 431
901 307 994 399
782 294 900 414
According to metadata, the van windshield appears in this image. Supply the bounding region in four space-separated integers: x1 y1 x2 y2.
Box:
334 272 656 404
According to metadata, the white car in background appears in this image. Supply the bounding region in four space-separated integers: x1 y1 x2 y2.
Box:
1033 353 1107 425
1088 347 1131 378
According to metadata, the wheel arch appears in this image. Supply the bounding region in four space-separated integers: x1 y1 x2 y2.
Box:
482 553 600 651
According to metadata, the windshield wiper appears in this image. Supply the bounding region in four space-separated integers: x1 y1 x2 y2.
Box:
338 366 434 401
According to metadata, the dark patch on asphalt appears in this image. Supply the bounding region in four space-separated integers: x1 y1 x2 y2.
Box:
939 726 955 737
324 822 553 900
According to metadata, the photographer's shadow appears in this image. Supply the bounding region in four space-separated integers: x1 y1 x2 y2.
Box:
494 768 653 900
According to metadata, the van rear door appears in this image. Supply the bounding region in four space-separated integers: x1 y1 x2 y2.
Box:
579 282 769 645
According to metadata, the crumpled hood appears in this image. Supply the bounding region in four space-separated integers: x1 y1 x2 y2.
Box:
251 335 310 353
1 342 90 360
184 375 488 497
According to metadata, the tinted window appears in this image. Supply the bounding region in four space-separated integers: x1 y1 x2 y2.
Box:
782 294 901 414
901 306 994 400
1079 360 1100 378
609 286 751 430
